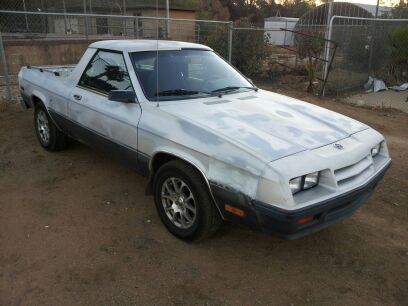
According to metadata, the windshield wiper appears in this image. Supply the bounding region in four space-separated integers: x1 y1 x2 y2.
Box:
211 86 258 94
154 86 257 99
155 89 213 97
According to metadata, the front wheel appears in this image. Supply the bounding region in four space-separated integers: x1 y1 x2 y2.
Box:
34 103 67 151
153 160 222 241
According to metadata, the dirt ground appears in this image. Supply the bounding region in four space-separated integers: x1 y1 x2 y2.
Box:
0 85 407 305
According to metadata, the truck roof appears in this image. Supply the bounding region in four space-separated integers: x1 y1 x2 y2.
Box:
89 40 212 52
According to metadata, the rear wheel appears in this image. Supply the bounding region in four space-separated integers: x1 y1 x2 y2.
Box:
34 103 67 151
153 160 222 241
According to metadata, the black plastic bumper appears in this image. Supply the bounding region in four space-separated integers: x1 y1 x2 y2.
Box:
211 162 390 240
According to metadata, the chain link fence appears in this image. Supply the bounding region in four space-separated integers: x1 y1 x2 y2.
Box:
0 10 231 100
0 11 229 43
1 2 407 100
323 16 408 95
229 14 407 95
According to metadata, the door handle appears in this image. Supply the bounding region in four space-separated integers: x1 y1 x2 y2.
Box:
73 94 82 101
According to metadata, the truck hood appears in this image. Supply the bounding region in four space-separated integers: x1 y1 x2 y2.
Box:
160 89 368 162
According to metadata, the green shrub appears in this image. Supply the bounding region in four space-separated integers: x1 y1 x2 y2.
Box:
345 29 389 74
230 18 269 78
345 31 370 72
387 26 408 82
295 33 324 93
200 17 269 78
199 24 230 59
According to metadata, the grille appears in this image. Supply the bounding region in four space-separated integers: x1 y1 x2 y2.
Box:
334 155 374 190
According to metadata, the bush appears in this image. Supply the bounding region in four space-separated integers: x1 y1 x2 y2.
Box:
345 29 389 73
387 26 408 82
199 24 230 59
230 18 270 78
295 33 324 93
200 17 269 78
345 31 370 72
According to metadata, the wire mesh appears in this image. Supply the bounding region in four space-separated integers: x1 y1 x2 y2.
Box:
324 17 408 95
0 9 230 100
0 11 229 47
0 1 407 99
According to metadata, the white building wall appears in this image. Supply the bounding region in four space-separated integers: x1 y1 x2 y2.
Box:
264 17 298 46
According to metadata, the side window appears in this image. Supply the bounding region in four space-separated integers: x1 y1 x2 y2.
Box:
79 50 133 94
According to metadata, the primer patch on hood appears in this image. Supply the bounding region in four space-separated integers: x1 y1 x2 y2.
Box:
161 90 368 162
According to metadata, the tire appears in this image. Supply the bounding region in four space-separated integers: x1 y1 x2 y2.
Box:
153 160 222 241
34 102 67 152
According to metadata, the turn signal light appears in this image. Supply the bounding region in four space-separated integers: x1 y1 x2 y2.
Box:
297 215 314 225
225 204 245 217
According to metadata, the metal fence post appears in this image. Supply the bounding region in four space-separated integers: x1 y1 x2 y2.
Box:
135 16 139 39
196 24 200 43
228 21 233 63
62 0 68 34
166 0 170 38
22 0 29 32
322 0 333 83
0 32 12 101
368 0 380 75
322 16 334 96
83 0 89 39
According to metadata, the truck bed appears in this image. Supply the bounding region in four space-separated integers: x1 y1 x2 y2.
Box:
26 65 76 77
19 64 79 110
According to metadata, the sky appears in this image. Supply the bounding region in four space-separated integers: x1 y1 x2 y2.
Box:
316 0 400 6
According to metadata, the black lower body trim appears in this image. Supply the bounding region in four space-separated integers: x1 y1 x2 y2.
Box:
211 162 391 239
49 110 150 175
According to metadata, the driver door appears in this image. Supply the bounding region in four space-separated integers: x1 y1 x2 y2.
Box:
68 49 141 170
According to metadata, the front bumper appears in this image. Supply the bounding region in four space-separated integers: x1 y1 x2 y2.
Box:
211 161 390 240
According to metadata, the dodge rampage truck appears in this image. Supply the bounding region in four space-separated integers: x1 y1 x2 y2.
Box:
18 40 391 241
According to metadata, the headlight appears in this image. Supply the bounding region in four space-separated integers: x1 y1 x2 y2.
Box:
289 176 303 194
289 171 320 195
371 143 381 157
303 172 319 190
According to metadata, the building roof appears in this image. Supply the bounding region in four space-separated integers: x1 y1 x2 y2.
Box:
354 3 392 16
126 0 199 11
53 0 199 12
264 17 299 22
90 39 212 52
296 2 373 25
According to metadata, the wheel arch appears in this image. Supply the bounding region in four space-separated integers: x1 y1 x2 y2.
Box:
31 89 49 107
145 150 224 218
31 95 44 107
31 94 63 132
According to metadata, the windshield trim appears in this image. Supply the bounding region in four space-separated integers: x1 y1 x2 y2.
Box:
129 49 253 103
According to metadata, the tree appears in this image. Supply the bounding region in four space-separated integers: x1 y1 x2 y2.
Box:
231 17 270 77
279 0 315 18
387 26 408 82
199 0 315 25
198 0 230 20
391 0 408 19
296 34 324 93
200 17 269 77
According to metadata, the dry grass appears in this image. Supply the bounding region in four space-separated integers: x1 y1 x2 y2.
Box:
0 101 11 112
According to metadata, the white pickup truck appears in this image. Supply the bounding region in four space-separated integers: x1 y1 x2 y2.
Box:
18 40 391 241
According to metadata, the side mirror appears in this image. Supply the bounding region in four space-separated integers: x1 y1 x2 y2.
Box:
108 90 137 103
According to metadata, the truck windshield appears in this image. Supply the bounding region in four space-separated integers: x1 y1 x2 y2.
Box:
130 50 253 101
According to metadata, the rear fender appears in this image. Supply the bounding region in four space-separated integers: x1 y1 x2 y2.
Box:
31 90 50 109
31 93 64 132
